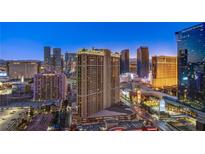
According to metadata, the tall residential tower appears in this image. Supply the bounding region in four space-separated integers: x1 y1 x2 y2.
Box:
44 47 63 72
44 46 51 67
120 49 129 74
137 47 149 78
53 48 62 72
34 72 67 101
77 49 120 119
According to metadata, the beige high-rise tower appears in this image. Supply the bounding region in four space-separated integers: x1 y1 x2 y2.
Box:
77 48 120 119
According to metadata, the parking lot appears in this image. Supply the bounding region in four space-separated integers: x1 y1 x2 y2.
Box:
0 107 29 130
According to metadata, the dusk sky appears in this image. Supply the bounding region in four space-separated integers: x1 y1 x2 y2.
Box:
0 22 199 60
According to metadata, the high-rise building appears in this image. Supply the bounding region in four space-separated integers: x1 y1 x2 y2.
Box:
77 48 120 119
176 23 205 108
44 46 51 67
61 55 64 71
151 56 177 88
65 53 77 73
129 58 137 73
53 48 62 72
176 23 205 130
7 60 41 80
120 49 129 74
33 72 67 101
137 47 149 78
65 53 77 63
44 46 63 72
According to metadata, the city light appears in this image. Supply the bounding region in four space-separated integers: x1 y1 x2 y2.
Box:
0 22 204 131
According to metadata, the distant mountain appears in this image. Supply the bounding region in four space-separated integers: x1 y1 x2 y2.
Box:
129 58 136 62
0 59 6 65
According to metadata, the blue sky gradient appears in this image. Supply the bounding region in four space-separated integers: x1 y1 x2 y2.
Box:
0 22 199 60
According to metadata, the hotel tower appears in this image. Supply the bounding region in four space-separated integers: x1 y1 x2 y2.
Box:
77 48 120 119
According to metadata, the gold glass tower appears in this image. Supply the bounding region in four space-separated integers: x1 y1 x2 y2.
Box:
152 56 177 88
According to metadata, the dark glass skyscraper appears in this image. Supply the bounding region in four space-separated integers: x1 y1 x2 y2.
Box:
137 47 149 78
44 46 51 66
53 48 62 72
176 23 205 111
120 49 129 74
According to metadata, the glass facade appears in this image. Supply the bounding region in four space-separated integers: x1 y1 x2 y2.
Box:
120 49 129 74
137 47 149 78
176 23 205 111
44 46 51 66
151 56 177 88
53 48 62 72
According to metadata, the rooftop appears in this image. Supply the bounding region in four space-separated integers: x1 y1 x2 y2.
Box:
175 22 205 34
78 48 120 57
89 104 134 118
7 60 41 63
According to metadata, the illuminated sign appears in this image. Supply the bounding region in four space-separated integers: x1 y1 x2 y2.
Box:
182 77 188 80
160 99 166 112
145 127 158 131
0 72 7 77
130 74 134 80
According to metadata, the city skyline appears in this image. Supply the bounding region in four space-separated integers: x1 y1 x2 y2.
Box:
1 22 205 131
0 22 199 60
